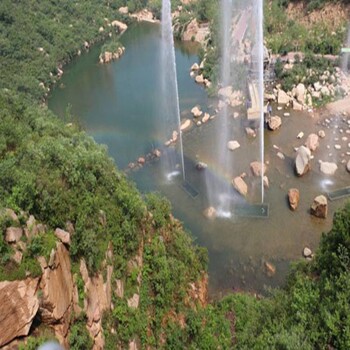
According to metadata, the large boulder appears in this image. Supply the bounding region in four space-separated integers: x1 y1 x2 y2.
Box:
319 161 338 175
288 188 300 211
0 279 39 347
310 195 328 218
250 161 267 176
295 146 311 176
232 177 248 197
267 116 282 130
277 89 290 104
305 133 319 152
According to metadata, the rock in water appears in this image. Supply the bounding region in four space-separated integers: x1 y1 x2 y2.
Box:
264 262 276 277
180 119 192 131
277 89 290 104
295 146 311 176
267 116 282 131
196 162 207 170
227 140 240 151
288 188 300 211
305 133 319 151
191 106 202 118
0 279 40 347
232 177 248 197
203 207 216 219
319 161 338 175
303 247 312 258
310 195 328 218
250 161 267 176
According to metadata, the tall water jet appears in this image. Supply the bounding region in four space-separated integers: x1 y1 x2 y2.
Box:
160 0 186 181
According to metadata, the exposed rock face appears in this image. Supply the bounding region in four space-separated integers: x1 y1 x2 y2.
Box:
39 243 74 345
5 227 23 243
227 140 240 151
288 188 300 211
305 133 319 151
250 161 267 176
232 177 248 197
0 279 39 347
277 89 290 104
319 161 338 175
203 207 216 219
267 116 282 130
310 195 328 219
54 228 71 245
295 146 311 176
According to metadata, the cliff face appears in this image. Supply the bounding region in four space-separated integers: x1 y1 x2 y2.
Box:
0 209 208 349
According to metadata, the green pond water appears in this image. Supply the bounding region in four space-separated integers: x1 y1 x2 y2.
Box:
49 22 350 296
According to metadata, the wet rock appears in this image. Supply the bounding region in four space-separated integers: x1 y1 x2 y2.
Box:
310 195 328 219
54 228 71 246
264 262 276 277
277 89 290 104
267 116 282 131
203 207 216 220
305 133 319 152
263 176 269 188
180 119 192 131
1 209 19 224
295 146 311 176
195 74 204 84
191 106 202 118
202 113 210 123
0 279 40 347
172 131 178 143
297 131 304 139
245 127 256 137
319 161 338 175
250 161 267 176
335 144 341 150
318 130 326 138
227 140 240 151
232 177 248 197
5 227 23 243
288 188 300 211
196 162 207 170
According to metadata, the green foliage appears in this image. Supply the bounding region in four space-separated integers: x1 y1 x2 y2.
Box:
69 314 94 350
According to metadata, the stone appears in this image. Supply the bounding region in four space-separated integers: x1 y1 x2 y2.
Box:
202 113 210 123
250 161 267 176
153 149 161 158
232 177 248 197
319 161 338 175
321 86 330 97
288 188 300 211
305 133 319 151
5 227 23 243
303 247 312 258
277 89 290 104
1 208 19 224
196 162 208 170
180 119 192 131
335 144 341 150
98 26 104 33
264 262 276 277
227 140 240 151
195 74 204 84
11 250 23 264
314 81 322 91
318 130 326 138
0 279 39 347
118 6 129 14
245 127 256 137
127 293 140 309
292 99 303 111
277 152 285 160
218 86 233 99
191 106 202 118
172 131 178 143
233 112 239 119
295 146 311 176
263 176 269 188
295 83 306 104
54 228 71 245
203 207 216 220
347 160 350 172
297 132 304 139
267 116 282 131
191 63 199 71
310 195 328 219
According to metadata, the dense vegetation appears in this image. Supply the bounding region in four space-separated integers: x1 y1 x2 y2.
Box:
1 0 350 348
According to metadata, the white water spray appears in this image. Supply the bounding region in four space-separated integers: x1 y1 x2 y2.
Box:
161 0 186 181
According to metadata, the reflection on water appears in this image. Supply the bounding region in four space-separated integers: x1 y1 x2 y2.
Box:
49 22 350 296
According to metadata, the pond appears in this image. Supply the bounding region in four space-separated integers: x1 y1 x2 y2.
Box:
49 22 350 296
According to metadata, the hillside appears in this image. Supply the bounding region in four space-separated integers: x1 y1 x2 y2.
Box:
0 0 350 349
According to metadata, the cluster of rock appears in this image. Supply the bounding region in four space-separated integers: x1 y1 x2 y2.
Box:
190 62 212 88
99 45 125 64
126 148 161 171
190 105 214 126
266 65 350 111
